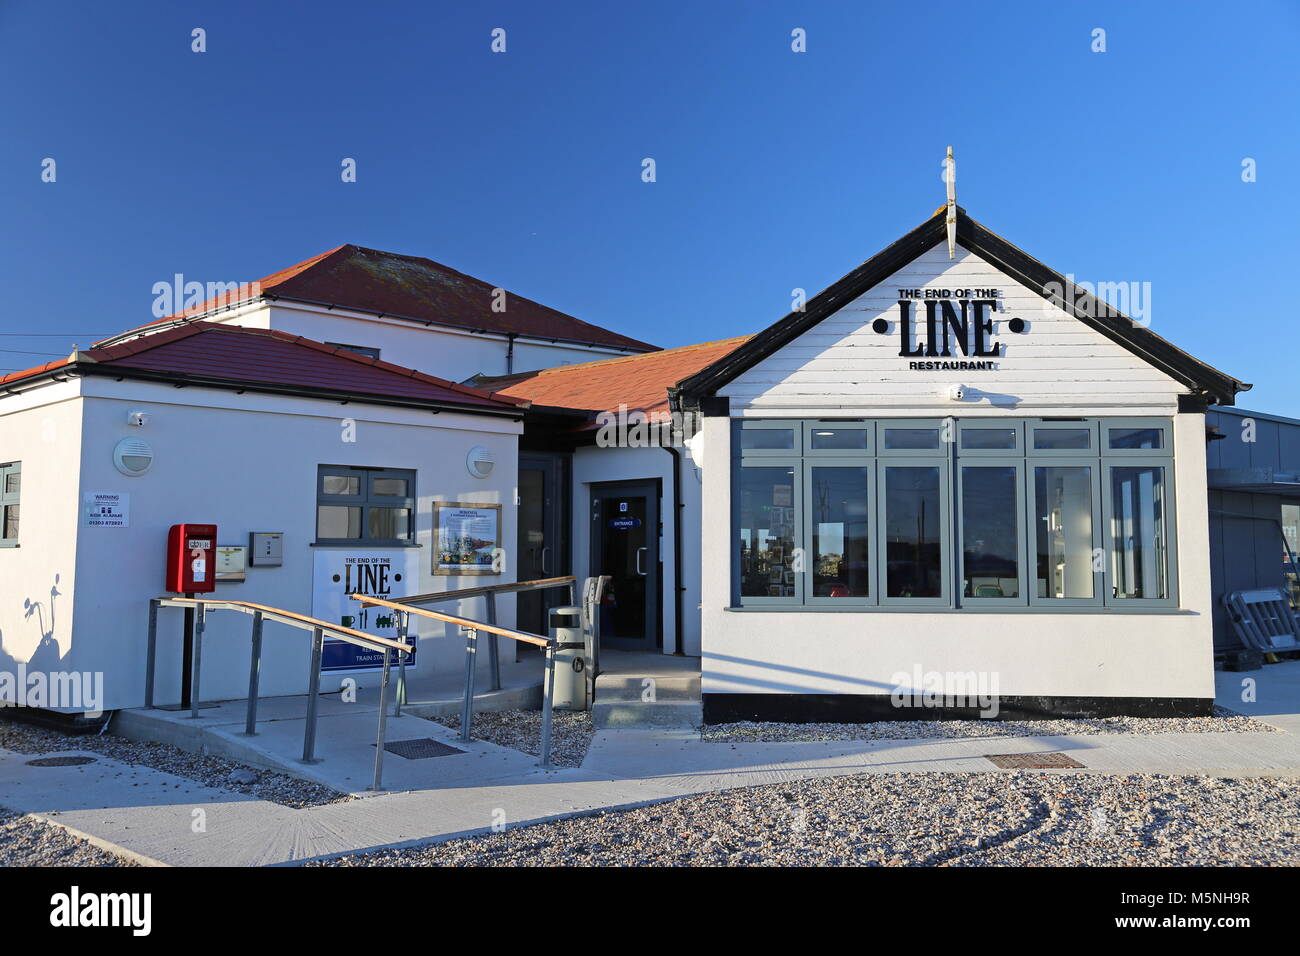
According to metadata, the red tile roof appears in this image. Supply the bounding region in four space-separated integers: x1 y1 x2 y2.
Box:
479 335 752 427
113 244 657 352
1 322 526 413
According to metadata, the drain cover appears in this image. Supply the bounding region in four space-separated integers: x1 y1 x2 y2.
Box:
26 756 97 767
379 738 465 760
985 752 1084 770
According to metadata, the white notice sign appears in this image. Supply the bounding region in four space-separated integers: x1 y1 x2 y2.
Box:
83 492 129 528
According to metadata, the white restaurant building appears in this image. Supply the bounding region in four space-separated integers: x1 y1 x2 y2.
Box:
0 204 1278 724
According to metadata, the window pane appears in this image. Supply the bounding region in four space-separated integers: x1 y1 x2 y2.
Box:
1033 427 1091 450
962 467 1019 598
322 475 360 495
810 467 870 597
741 428 795 451
1034 466 1094 598
884 466 942 597
1284 503 1300 606
317 505 362 539
738 467 797 598
3 504 17 539
4 471 19 494
884 428 940 450
810 428 868 450
368 507 412 541
372 477 409 497
1110 466 1169 599
1109 427 1164 450
961 428 1016 451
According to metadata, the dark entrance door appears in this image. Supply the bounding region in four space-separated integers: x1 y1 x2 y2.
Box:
590 481 660 650
517 454 568 641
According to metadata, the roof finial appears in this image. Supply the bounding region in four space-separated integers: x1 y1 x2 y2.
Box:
944 145 957 259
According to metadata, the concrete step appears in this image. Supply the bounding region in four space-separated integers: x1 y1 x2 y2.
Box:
593 674 701 701
592 699 703 729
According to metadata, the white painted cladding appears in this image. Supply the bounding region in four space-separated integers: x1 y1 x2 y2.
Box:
720 242 1184 417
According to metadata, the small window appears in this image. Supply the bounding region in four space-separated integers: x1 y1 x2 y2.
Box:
326 342 381 360
810 428 868 451
740 427 796 452
1104 420 1171 454
960 427 1017 451
316 465 415 546
0 461 19 545
883 427 941 451
1034 427 1092 451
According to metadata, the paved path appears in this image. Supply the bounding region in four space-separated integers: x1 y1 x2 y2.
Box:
3 661 1298 866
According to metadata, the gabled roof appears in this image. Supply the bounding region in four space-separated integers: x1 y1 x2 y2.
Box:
674 207 1250 408
1 322 527 416
104 244 658 353
477 335 752 428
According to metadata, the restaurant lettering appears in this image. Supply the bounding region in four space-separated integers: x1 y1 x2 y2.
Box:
879 288 1027 371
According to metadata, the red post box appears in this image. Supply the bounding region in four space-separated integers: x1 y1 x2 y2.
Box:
166 523 218 593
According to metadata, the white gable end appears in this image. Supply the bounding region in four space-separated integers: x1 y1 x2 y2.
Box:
720 241 1185 417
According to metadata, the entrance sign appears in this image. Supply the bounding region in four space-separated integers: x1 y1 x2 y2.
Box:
433 502 502 575
83 492 129 527
312 549 419 670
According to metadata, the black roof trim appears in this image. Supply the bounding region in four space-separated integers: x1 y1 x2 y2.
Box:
675 208 1250 408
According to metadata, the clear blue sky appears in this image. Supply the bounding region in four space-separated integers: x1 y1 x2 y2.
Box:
2 1 1297 410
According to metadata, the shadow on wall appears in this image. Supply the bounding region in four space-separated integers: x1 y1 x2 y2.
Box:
0 574 70 704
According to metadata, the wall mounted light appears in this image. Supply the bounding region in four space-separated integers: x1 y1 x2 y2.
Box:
467 445 495 479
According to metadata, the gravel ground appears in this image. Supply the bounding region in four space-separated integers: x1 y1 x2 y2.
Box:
315 771 1300 867
0 806 139 867
0 716 350 809
429 710 594 768
701 706 1279 743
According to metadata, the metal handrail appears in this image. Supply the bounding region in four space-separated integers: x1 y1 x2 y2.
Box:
146 595 413 791
363 575 576 704
350 591 569 768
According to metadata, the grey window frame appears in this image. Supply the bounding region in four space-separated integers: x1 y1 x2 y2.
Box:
957 458 1027 606
1029 419 1100 457
803 460 875 606
736 458 804 605
731 416 1178 612
877 456 952 607
1026 460 1104 607
315 464 416 547
1102 456 1179 607
958 421 1024 457
803 420 873 457
1102 418 1172 456
876 418 950 456
0 461 19 547
738 420 802 457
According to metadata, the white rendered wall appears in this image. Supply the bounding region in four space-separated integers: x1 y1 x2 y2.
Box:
49 378 520 712
228 303 643 381
0 383 86 703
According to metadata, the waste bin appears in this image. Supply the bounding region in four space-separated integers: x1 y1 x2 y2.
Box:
546 605 587 711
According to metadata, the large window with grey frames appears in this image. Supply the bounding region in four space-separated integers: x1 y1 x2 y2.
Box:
735 418 1176 610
